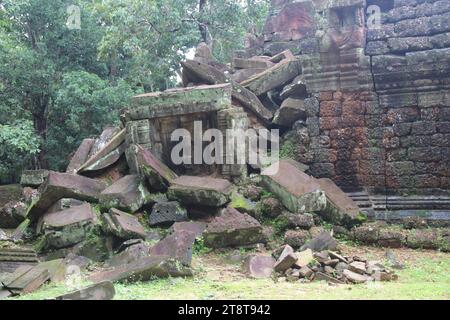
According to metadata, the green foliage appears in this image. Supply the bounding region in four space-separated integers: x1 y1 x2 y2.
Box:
0 0 270 179
45 71 134 170
193 236 211 256
0 121 41 183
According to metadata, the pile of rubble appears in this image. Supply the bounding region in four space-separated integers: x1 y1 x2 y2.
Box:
1 41 446 300
245 244 398 285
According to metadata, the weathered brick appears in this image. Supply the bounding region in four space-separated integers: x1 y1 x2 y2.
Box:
342 101 366 116
411 121 436 135
409 147 442 162
320 101 342 117
437 122 450 133
386 161 415 176
360 160 385 176
320 117 341 130
415 174 441 188
309 163 335 178
319 91 333 101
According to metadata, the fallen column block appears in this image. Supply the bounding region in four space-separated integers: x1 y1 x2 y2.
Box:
261 160 327 213
89 256 193 284
102 208 147 240
149 201 188 226
240 57 302 96
100 175 150 213
167 176 232 207
272 98 307 127
181 59 274 122
126 144 178 191
27 172 107 222
20 170 49 188
317 178 364 226
77 129 126 173
66 139 95 174
149 229 198 266
203 207 264 248
37 203 99 250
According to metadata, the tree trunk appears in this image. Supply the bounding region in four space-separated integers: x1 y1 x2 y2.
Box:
31 95 49 169
198 0 213 47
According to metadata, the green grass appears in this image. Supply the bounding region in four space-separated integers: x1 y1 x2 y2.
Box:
10 253 450 300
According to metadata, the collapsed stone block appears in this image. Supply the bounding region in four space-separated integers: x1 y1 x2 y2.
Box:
181 59 274 122
300 231 338 252
77 129 126 174
102 208 147 240
2 265 49 295
280 75 308 100
316 178 364 226
261 160 327 213
27 172 107 222
167 176 232 207
20 170 49 187
126 144 178 191
272 98 307 127
0 184 23 208
273 244 297 272
0 201 26 228
37 203 99 250
100 175 150 213
169 221 206 239
233 57 275 70
149 201 188 226
66 139 95 174
285 229 310 249
149 229 198 266
294 249 314 268
125 84 232 121
203 207 264 248
106 242 151 267
240 56 302 96
89 256 193 284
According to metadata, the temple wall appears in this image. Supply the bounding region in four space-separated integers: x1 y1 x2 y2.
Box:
249 0 450 195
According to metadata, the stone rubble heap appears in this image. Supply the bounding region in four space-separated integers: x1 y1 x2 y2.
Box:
1 22 448 297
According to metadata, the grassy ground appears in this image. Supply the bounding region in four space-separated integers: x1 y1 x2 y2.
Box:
10 244 450 300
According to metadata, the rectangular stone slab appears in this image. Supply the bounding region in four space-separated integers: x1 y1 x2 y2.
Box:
125 84 232 121
102 208 147 240
126 144 178 191
261 160 327 213
167 176 232 207
203 207 264 248
27 172 107 221
4 266 50 294
89 255 193 284
181 59 273 122
240 58 302 96
317 178 362 225
100 175 150 213
77 129 126 173
40 203 97 230
20 170 49 187
66 139 95 173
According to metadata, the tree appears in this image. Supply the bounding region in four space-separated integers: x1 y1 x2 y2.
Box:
45 71 134 171
0 0 269 181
